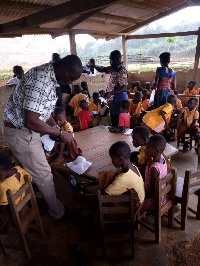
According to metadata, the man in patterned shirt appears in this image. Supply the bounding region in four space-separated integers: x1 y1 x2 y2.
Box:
2 55 82 220
92 50 128 126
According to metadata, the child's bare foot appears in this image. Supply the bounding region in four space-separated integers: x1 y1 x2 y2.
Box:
51 155 65 165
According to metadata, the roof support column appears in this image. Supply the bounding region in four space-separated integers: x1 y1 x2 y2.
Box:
69 31 77 55
122 35 128 70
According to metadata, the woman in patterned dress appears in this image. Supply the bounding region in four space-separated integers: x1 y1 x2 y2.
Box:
154 52 176 108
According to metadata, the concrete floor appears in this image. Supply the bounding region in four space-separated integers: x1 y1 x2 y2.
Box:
0 141 200 266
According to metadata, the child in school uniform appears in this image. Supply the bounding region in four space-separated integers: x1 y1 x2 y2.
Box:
49 107 75 164
143 95 178 134
118 100 131 128
141 89 150 111
77 100 92 130
69 85 88 116
178 97 200 150
131 126 150 180
129 81 137 93
81 81 91 100
142 135 168 210
0 153 32 234
98 101 111 126
173 90 183 108
183 80 197 95
88 92 100 113
145 82 152 96
129 91 144 116
69 141 145 204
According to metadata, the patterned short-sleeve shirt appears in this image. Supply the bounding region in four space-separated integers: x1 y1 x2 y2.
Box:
3 63 58 128
107 63 128 92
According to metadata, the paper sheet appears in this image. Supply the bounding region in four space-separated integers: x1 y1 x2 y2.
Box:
65 156 92 175
41 134 55 152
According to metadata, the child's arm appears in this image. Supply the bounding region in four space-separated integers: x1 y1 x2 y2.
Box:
189 119 198 131
160 110 169 131
145 167 159 199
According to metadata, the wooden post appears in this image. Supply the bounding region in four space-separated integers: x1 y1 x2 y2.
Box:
122 35 128 69
194 28 200 72
69 31 77 55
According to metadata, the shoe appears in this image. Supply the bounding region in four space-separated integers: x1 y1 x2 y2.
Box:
69 175 82 192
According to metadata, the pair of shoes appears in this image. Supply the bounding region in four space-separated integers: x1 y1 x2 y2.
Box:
69 175 82 192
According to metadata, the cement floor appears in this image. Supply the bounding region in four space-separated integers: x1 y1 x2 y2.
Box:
0 142 200 266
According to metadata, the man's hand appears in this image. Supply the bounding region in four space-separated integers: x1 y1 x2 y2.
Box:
105 92 113 99
60 131 74 145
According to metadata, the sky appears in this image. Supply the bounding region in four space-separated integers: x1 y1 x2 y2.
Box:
55 6 200 50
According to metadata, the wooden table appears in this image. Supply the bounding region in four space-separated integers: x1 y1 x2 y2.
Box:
52 126 179 180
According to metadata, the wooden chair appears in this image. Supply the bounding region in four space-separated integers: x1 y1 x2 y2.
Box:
169 113 180 140
98 189 143 258
130 114 141 129
174 170 200 230
69 116 82 132
177 113 197 149
137 168 177 244
0 175 45 259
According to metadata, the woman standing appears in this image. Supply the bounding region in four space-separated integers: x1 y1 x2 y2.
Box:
154 52 176 108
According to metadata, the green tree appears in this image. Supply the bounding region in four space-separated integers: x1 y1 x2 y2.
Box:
165 37 179 52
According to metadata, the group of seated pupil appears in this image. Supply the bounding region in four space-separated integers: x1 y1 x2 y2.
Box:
69 129 169 212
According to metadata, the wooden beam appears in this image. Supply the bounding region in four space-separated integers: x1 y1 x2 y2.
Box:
0 2 49 11
126 30 199 40
52 9 102 38
122 35 128 69
52 28 128 38
69 32 77 55
93 13 139 23
194 28 200 71
0 0 119 35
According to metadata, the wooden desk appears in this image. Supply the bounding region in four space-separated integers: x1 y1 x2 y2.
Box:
52 126 179 180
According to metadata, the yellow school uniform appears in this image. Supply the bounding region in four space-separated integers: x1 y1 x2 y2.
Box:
61 121 74 136
0 166 32 205
129 101 144 116
182 107 199 127
197 88 200 95
183 88 197 95
177 99 183 109
138 146 152 165
105 165 145 203
143 103 173 132
69 93 88 116
142 99 150 111
88 102 100 113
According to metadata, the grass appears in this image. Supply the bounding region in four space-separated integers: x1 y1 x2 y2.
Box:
128 62 194 72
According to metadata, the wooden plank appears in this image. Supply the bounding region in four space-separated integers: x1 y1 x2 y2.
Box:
94 13 138 23
0 0 120 35
69 31 77 55
52 126 178 180
122 35 128 70
126 30 199 40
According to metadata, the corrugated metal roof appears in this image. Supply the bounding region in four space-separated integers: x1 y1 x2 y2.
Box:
0 0 194 39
